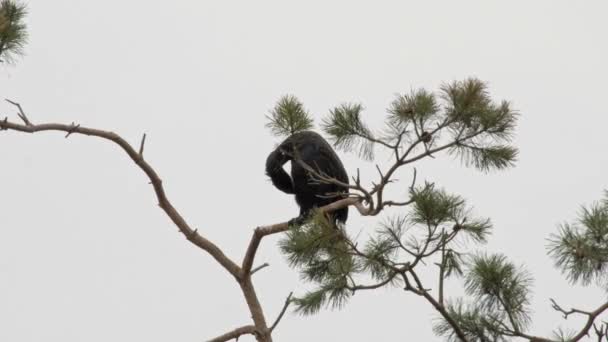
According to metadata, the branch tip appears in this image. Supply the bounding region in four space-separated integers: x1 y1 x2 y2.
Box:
270 291 293 332
139 133 147 156
5 99 32 126
251 263 270 275
410 167 417 191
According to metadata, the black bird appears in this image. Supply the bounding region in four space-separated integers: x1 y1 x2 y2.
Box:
265 131 349 225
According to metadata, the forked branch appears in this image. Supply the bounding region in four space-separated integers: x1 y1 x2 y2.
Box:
0 101 241 278
0 100 368 342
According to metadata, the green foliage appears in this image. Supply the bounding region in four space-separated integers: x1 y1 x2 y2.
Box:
322 103 375 160
280 210 344 269
266 78 519 174
440 78 518 136
266 79 523 337
451 144 518 173
435 254 532 340
551 328 577 342
409 183 492 243
0 0 28 64
410 182 465 226
443 249 465 278
457 218 493 244
280 210 357 314
465 254 532 331
433 300 506 341
548 195 608 286
266 95 314 137
388 88 439 127
291 288 326 315
362 229 400 281
441 78 493 127
292 278 351 315
442 79 519 172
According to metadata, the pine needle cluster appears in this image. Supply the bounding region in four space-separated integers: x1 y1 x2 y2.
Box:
0 0 28 64
265 95 314 137
548 193 608 286
322 103 375 160
280 185 494 316
279 210 355 314
434 254 533 340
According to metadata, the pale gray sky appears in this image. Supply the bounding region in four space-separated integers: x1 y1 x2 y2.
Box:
1 0 607 341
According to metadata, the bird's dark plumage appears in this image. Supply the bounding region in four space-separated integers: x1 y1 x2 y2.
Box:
266 131 349 224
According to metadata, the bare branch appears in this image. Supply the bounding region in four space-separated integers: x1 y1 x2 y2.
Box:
438 231 447 306
0 115 283 339
549 299 608 341
593 323 606 342
64 122 80 138
292 156 369 196
5 99 32 126
508 300 608 342
207 325 257 342
0 117 242 278
139 133 147 156
375 164 384 179
346 272 399 292
409 167 417 191
382 199 415 207
270 292 293 333
251 263 270 275
550 298 592 318
393 128 406 160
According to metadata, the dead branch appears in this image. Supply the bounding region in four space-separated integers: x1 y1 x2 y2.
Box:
0 103 279 340
6 99 32 126
0 102 374 342
207 325 257 342
251 263 270 275
549 299 608 342
0 104 242 278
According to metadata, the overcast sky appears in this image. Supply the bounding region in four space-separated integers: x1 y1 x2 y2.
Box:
1 0 607 341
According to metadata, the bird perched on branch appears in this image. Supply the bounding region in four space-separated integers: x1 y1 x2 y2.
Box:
265 131 349 225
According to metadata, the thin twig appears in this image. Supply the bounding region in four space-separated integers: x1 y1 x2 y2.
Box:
550 298 592 318
251 263 270 275
5 99 32 126
346 272 399 292
409 168 417 191
438 230 446 306
593 323 605 342
139 133 147 157
550 299 608 341
269 292 293 332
